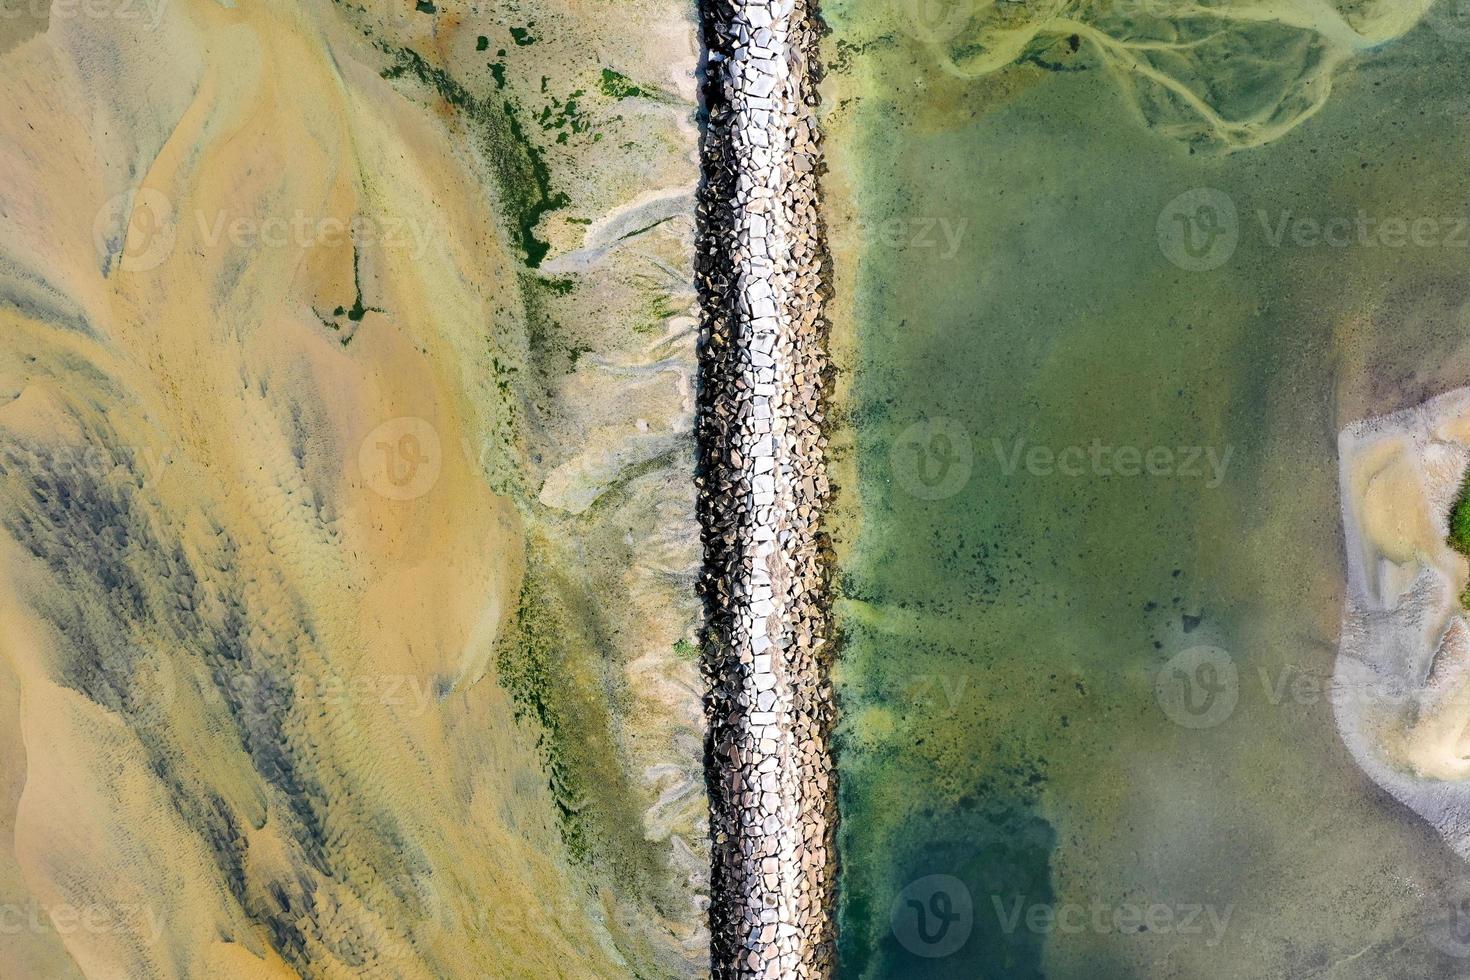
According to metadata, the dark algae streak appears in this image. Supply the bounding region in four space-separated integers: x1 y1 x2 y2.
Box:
599 67 648 100
1449 469 1470 606
379 46 568 268
493 547 678 911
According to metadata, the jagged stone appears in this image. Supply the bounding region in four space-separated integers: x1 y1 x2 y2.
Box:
695 0 835 976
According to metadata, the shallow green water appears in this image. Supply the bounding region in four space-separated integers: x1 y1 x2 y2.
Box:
823 5 1470 977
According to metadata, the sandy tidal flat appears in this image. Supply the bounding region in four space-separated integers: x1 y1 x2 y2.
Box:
0 0 707 976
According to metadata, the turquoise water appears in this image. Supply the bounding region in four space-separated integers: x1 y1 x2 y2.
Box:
824 7 1470 977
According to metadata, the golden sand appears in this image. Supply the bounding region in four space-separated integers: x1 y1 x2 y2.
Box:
0 0 705 975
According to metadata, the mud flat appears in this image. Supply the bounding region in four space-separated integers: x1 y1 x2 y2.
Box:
695 0 836 975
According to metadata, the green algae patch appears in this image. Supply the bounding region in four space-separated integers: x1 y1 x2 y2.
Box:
495 546 672 902
500 104 572 266
1448 471 1470 606
380 45 568 268
599 68 647 100
635 291 683 335
1449 475 1470 556
598 68 676 105
519 272 591 386
489 544 691 979
534 86 593 143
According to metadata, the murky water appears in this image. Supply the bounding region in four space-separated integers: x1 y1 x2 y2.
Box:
822 3 1470 976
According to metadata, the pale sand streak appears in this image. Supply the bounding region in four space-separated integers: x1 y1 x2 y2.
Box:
697 0 834 976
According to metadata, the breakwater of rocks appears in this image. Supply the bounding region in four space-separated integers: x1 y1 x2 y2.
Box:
694 0 836 975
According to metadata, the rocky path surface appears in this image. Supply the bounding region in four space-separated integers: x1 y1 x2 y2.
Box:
696 0 835 976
